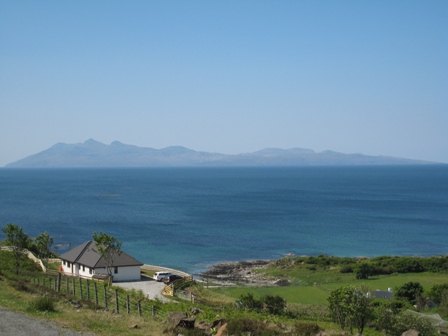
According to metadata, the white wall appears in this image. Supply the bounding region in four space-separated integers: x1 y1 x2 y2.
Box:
60 260 141 282
95 266 141 282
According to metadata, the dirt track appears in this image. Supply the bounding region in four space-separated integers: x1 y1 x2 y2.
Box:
0 306 94 336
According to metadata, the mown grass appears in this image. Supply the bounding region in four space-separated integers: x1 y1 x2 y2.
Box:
212 269 448 305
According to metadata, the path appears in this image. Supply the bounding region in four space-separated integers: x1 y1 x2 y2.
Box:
0 306 94 336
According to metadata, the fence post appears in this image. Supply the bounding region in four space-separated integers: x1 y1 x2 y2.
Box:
126 294 130 314
87 280 90 301
152 305 156 318
72 277 76 296
65 277 69 293
104 285 108 310
57 273 61 292
79 278 83 299
94 282 98 306
115 289 119 314
137 300 142 317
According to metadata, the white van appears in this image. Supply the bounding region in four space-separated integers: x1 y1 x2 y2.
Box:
153 271 172 281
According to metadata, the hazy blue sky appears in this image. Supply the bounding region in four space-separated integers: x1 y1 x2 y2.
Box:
1 1 447 166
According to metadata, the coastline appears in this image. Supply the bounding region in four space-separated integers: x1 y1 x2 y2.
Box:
198 259 278 286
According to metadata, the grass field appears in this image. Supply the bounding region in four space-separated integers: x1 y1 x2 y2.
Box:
211 271 448 305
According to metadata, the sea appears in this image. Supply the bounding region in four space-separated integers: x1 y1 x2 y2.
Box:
1 166 447 275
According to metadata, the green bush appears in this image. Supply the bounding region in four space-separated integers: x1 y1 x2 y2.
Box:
227 317 282 335
28 295 56 312
294 322 322 336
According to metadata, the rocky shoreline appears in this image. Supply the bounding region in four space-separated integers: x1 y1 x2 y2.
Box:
199 259 290 286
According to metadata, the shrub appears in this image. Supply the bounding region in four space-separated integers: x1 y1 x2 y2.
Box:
227 317 282 335
28 295 56 312
340 265 353 273
294 322 322 336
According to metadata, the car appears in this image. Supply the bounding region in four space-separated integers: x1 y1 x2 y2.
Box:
162 274 183 283
153 271 172 281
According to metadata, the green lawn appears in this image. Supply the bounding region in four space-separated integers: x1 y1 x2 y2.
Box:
211 272 448 305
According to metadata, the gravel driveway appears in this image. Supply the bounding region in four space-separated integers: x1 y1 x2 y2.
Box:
113 277 170 302
0 306 94 336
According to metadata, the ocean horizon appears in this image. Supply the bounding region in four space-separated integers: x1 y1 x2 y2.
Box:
1 165 447 274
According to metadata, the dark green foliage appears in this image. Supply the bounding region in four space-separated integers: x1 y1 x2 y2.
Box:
340 265 353 273
373 310 436 336
294 322 322 336
27 295 56 312
227 317 282 336
2 224 31 275
262 295 286 315
240 293 263 311
328 285 373 334
239 293 286 315
428 283 448 304
354 263 373 279
395 282 424 304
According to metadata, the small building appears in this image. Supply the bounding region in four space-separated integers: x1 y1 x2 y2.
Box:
59 241 143 282
369 288 394 299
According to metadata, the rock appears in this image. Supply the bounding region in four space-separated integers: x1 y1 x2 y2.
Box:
191 307 202 315
128 324 139 329
178 317 195 329
196 321 211 333
215 322 227 336
402 330 421 336
211 318 227 329
168 312 188 328
275 279 291 286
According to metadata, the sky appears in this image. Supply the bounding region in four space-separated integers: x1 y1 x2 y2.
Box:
1 1 447 166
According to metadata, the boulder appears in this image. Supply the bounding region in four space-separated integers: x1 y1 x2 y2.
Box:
168 312 188 328
402 330 421 336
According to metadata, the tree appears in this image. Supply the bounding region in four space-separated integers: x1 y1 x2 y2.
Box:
355 262 373 279
428 283 448 304
92 232 122 280
2 224 30 275
328 285 373 334
34 231 53 272
395 282 424 305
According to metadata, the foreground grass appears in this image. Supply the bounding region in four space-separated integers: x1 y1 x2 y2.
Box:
0 277 165 335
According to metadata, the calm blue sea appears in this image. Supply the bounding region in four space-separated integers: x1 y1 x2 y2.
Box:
1 166 447 274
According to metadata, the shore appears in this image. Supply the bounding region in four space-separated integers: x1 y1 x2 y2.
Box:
198 259 288 286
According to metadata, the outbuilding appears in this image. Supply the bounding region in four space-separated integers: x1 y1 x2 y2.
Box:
59 241 143 282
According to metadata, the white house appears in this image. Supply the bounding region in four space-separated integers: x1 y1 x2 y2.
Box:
59 241 143 282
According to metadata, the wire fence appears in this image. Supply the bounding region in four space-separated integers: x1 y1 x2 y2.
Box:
27 272 189 320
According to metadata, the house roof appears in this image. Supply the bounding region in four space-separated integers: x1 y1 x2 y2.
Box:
59 241 143 268
372 290 394 299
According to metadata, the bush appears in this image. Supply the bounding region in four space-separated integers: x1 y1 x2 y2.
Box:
340 265 353 273
28 295 56 312
294 322 322 336
227 317 282 335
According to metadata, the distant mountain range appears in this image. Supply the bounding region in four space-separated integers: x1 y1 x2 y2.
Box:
5 139 434 168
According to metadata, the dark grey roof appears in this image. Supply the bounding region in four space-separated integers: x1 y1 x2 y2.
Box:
59 241 143 268
372 290 394 299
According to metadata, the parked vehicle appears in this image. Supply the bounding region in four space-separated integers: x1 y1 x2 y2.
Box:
153 271 172 281
162 274 183 283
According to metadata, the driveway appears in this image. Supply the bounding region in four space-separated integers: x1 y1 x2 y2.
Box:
113 277 171 302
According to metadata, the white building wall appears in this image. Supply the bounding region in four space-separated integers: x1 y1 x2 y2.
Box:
60 260 141 282
95 266 141 282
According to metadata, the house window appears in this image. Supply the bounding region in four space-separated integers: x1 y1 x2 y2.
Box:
67 262 71 267
63 260 66 266
89 268 92 274
82 265 85 272
114 267 118 274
